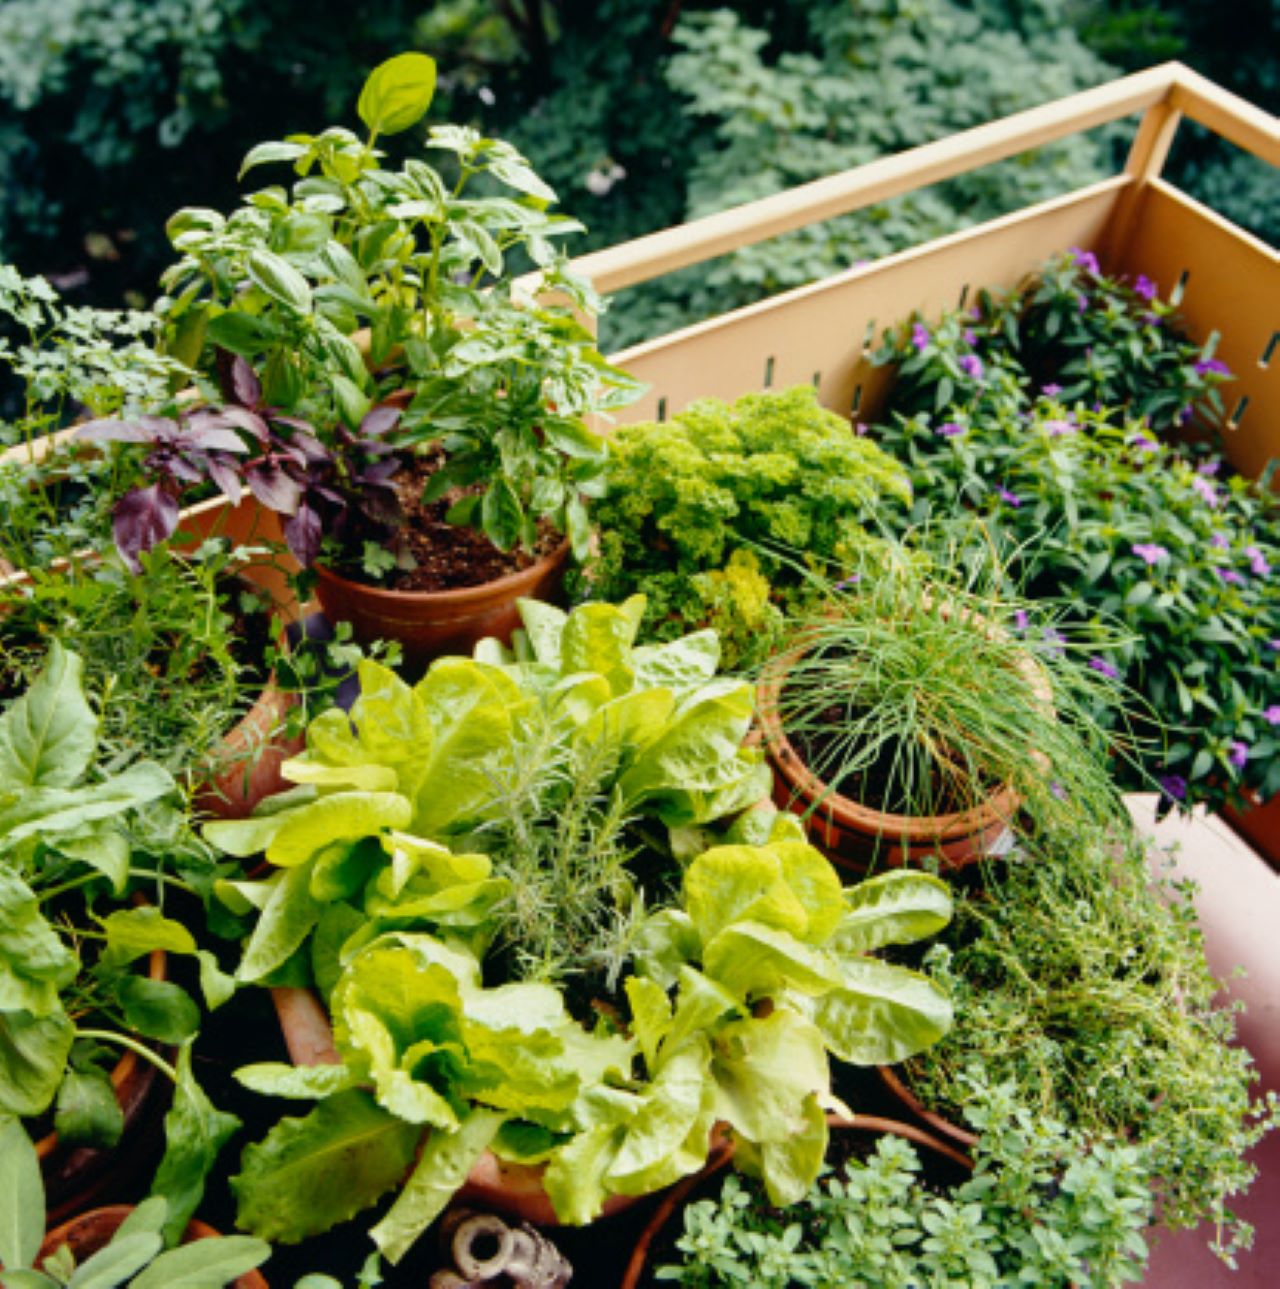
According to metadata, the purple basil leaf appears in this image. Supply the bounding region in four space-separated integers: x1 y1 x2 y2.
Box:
184 424 253 454
77 417 169 445
114 485 180 573
314 484 345 506
165 455 206 484
268 414 319 435
360 458 401 484
283 504 322 567
205 405 269 444
358 481 402 527
360 405 404 439
246 460 304 514
205 456 244 506
230 356 263 409
286 430 331 464
274 442 311 469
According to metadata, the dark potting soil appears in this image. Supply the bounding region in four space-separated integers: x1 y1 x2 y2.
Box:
787 702 981 818
342 448 562 594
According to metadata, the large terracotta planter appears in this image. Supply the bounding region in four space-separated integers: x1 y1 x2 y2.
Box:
755 624 1047 872
35 946 167 1225
1222 789 1280 874
313 540 570 675
270 986 644 1229
39 1205 268 1289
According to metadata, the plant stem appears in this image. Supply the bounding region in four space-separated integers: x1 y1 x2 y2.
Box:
73 1029 179 1083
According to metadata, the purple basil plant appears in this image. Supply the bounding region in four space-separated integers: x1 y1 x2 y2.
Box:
78 355 405 571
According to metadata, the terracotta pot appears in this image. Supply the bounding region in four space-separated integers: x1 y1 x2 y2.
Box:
195 678 304 821
755 613 1051 872
876 1063 980 1150
270 986 649 1229
312 539 570 676
39 1205 268 1289
619 1113 971 1289
35 946 167 1225
1221 789 1280 874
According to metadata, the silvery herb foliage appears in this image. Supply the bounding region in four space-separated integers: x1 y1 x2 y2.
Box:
0 1128 269 1289
0 643 240 1241
155 53 641 566
0 265 191 571
203 598 953 1258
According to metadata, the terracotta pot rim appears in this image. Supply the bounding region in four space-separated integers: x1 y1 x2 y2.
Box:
40 1204 268 1289
756 606 1052 844
313 538 570 608
876 1064 980 1149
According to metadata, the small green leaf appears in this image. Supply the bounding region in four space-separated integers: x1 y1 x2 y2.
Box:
54 1067 125 1150
0 641 96 789
0 1009 75 1117
126 1235 271 1289
247 249 313 314
0 1116 44 1270
64 1231 161 1289
481 479 523 552
118 977 201 1044
357 53 438 136
239 140 308 179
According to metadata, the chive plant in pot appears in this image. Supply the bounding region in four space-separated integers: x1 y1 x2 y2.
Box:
0 1119 271 1289
879 818 1280 1268
0 643 244 1234
756 538 1133 871
100 53 641 673
199 597 955 1274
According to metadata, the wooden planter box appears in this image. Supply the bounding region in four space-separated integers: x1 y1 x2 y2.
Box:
577 61 1280 863
572 62 1280 1285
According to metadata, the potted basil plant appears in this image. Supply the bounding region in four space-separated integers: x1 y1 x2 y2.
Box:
87 53 641 671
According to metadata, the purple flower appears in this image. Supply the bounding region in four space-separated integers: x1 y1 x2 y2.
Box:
1194 357 1230 377
1270 640 1280 652
1045 419 1076 437
997 487 1021 508
1041 384 1062 398
1130 434 1159 453
1134 274 1158 301
1229 741 1249 770
1071 247 1100 275
835 573 862 590
1041 627 1066 658
853 422 869 436
1215 567 1245 586
963 329 977 345
1246 545 1270 577
1089 656 1120 679
1197 460 1221 476
1159 774 1187 802
1012 609 1030 633
1049 781 1069 801
959 354 985 381
1178 406 1194 425
1132 543 1168 566
1077 295 1090 313
936 421 965 437
1210 533 1230 550
1191 476 1220 507
1141 312 1161 327
911 322 930 351
1264 706 1280 726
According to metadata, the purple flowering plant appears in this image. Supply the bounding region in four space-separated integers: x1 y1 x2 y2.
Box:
871 251 1280 812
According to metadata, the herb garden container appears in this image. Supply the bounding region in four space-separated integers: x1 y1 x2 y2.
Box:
311 539 570 677
38 1207 269 1289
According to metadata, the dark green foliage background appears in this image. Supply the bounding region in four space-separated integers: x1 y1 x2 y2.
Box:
1 0 1275 341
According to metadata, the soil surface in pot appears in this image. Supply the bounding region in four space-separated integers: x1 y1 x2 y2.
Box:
340 448 562 593
786 701 995 818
